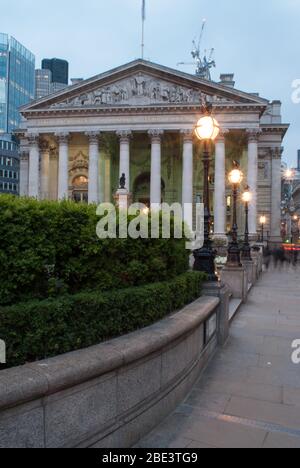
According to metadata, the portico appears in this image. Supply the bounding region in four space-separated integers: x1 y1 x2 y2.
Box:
17 59 289 242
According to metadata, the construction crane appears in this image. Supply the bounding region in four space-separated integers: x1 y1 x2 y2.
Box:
177 19 216 81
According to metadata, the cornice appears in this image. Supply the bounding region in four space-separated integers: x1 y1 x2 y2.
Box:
22 102 267 120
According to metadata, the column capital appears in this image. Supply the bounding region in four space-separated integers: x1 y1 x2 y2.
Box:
86 131 101 144
117 130 132 142
246 128 262 142
180 129 194 142
215 128 229 142
27 133 39 145
39 138 50 153
269 146 283 160
49 146 58 159
148 129 164 142
20 151 29 161
55 132 70 144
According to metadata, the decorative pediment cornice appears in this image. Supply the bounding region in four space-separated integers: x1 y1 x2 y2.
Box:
20 59 269 116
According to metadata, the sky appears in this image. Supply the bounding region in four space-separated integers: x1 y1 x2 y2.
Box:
2 0 299 166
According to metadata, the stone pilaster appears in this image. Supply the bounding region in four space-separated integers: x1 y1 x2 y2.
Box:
270 147 283 244
247 129 261 239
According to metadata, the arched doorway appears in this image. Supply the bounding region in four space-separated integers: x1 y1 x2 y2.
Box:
133 172 165 206
72 175 88 203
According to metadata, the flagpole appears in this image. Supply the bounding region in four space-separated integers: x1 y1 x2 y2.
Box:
141 0 145 59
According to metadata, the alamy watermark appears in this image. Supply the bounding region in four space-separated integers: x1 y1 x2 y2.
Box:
0 339 6 364
96 202 204 250
291 340 300 365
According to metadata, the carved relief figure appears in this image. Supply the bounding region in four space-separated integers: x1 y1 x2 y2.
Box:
50 73 206 108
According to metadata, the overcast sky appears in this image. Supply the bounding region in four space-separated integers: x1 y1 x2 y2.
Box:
2 0 299 165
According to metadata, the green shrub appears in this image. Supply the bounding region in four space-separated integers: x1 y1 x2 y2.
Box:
0 272 206 368
0 196 190 305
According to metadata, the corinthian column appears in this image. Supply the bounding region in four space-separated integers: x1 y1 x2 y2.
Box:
86 132 100 204
213 129 228 240
149 130 164 209
28 134 40 198
247 129 261 238
56 133 69 201
181 130 194 231
40 139 50 200
117 130 132 190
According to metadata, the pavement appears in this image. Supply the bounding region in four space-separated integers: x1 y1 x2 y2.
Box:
138 266 300 449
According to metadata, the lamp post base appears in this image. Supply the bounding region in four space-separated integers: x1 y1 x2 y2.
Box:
194 246 217 282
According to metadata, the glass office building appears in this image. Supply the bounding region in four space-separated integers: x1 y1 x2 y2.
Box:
42 58 69 85
0 135 19 195
35 69 52 99
0 34 35 133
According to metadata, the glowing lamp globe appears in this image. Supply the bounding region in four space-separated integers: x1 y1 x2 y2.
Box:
228 168 243 186
195 116 220 141
242 187 252 203
260 216 266 225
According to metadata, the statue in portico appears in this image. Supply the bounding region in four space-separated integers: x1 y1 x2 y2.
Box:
119 173 126 190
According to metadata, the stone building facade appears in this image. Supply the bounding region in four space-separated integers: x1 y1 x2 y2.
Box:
17 60 289 244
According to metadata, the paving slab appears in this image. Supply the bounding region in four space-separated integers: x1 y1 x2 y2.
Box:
139 268 300 449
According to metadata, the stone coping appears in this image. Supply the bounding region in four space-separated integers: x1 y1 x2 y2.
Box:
0 296 219 412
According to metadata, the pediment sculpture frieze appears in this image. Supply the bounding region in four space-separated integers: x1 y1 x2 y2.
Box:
50 73 211 108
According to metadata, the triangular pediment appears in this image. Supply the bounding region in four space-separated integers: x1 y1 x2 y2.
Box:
21 60 268 113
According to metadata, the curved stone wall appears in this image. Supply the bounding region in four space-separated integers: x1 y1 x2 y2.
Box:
0 296 219 448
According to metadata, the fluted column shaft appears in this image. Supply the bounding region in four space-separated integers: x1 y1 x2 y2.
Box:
149 130 164 209
181 130 194 231
247 130 261 237
86 132 100 204
28 134 40 198
117 131 132 190
214 130 228 238
56 133 69 201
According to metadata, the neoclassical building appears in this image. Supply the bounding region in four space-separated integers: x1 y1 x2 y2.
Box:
17 60 289 244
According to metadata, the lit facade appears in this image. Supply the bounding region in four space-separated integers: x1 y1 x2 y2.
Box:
18 60 289 244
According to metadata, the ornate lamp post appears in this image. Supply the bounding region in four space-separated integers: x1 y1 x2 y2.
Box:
241 185 252 261
193 106 220 281
227 161 243 267
260 215 266 243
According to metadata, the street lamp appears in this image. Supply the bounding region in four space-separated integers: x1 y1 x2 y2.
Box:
227 161 243 267
260 215 266 243
193 106 220 281
241 185 252 261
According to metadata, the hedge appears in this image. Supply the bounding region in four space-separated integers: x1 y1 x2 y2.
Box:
0 271 206 368
0 196 190 305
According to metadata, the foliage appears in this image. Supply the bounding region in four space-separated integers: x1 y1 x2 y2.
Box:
0 272 206 368
0 195 189 305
